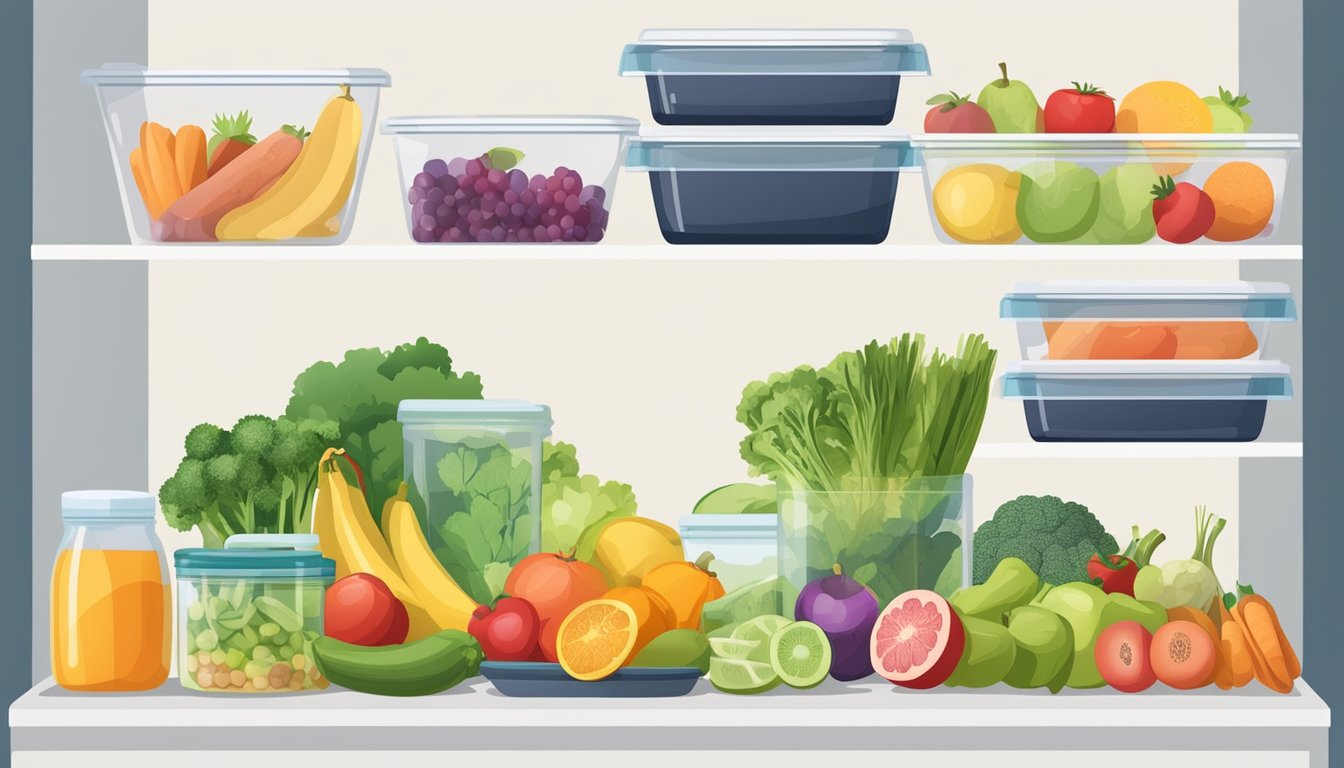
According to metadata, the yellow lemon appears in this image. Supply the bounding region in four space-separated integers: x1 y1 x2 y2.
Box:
932 164 1023 244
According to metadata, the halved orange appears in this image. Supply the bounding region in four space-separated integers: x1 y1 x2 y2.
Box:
556 599 638 681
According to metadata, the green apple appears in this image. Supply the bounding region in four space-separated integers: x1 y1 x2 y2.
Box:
1088 164 1159 244
1015 161 1101 243
1203 87 1253 133
977 62 1043 133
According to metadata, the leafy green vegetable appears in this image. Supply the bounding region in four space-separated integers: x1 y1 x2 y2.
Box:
540 441 637 558
971 495 1119 586
740 334 996 603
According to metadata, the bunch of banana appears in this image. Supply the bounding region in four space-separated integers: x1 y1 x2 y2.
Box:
310 449 478 639
216 84 362 240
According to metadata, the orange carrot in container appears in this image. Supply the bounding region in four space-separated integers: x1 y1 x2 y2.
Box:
140 122 182 209
173 125 207 193
128 147 165 220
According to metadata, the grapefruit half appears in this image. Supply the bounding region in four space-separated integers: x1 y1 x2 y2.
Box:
869 590 965 689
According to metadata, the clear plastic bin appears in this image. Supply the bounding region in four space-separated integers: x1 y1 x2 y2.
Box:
911 134 1301 244
778 476 971 609
625 129 916 244
678 514 778 593
81 66 390 244
174 534 334 693
618 29 930 125
398 400 552 604
1001 281 1297 361
382 116 638 244
1001 361 1292 441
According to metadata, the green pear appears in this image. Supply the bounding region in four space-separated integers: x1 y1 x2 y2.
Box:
1203 87 1253 133
977 62 1043 133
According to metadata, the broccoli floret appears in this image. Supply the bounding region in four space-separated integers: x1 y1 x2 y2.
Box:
230 415 276 458
183 423 228 460
972 495 1119 585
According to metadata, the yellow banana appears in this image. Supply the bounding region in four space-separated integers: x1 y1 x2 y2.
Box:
216 85 362 241
317 450 438 642
384 483 478 632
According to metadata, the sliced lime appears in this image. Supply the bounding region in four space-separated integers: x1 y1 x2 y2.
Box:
769 621 832 689
709 656 781 695
731 615 791 646
708 636 762 660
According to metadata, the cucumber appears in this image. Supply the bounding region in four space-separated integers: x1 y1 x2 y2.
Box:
313 630 483 697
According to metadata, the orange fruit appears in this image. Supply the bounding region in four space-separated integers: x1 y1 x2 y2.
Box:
1203 162 1275 242
603 586 675 657
641 553 726 630
555 599 638 681
1116 82 1213 133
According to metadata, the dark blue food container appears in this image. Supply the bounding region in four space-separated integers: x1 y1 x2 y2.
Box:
480 662 702 697
619 29 930 126
1003 362 1291 443
627 132 916 245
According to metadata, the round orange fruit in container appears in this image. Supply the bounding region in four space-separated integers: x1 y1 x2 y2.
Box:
556 599 638 681
1203 161 1275 241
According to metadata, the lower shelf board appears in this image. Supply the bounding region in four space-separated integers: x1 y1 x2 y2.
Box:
9 676 1329 756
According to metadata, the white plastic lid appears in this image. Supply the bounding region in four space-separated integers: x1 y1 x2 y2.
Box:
225 534 320 551
1001 280 1297 321
638 29 914 45
81 65 391 87
912 133 1301 150
61 490 155 519
398 399 554 429
627 127 917 171
1002 360 1293 400
383 115 639 135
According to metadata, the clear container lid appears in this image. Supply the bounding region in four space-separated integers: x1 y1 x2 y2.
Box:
679 514 779 538
627 128 917 171
382 115 639 135
61 490 155 520
619 28 930 76
81 64 391 87
911 133 1301 151
174 534 334 579
1001 281 1297 321
1001 361 1293 400
398 399 554 431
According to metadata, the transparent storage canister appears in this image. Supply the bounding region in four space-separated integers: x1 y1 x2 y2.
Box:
51 490 170 692
399 399 553 605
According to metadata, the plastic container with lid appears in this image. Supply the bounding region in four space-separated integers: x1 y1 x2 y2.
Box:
399 400 553 605
51 490 170 692
382 116 639 244
679 514 778 594
1001 281 1298 361
1002 361 1293 441
174 534 334 693
618 29 930 125
625 129 917 243
82 65 391 244
910 133 1301 244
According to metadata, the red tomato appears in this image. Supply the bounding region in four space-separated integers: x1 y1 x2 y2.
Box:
324 573 409 647
468 596 541 661
1152 176 1216 243
1044 82 1116 133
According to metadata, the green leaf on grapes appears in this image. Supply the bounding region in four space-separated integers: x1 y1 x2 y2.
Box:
487 147 525 171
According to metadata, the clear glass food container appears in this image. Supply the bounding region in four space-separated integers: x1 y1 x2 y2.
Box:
625 129 916 244
1001 360 1293 442
778 476 971 609
399 400 553 604
382 116 638 243
618 28 930 125
51 490 170 692
81 66 390 244
1001 281 1297 361
911 133 1301 244
678 514 778 593
174 534 334 693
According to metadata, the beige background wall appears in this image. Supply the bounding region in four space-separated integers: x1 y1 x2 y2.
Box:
144 0 1250 574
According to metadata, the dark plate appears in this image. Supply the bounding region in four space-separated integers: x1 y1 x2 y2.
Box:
480 662 703 698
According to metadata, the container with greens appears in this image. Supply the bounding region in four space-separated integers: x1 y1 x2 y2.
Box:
737 333 996 607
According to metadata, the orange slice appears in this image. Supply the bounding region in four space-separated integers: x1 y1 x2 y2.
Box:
556 599 638 681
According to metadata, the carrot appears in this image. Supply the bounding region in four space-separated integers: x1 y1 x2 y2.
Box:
140 121 183 209
152 127 303 242
1166 606 1224 688
173 125 208 193
128 147 166 220
1240 594 1299 683
1231 596 1293 693
1216 600 1254 688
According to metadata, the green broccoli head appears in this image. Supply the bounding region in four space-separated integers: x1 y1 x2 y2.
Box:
972 495 1118 585
183 423 228 460
230 415 276 458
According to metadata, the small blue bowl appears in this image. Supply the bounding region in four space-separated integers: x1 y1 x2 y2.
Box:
480 662 703 698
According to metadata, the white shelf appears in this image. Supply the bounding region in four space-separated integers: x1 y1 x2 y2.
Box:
974 441 1303 459
31 243 1304 262
8 676 1329 755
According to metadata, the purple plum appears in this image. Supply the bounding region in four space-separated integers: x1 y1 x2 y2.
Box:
794 565 880 681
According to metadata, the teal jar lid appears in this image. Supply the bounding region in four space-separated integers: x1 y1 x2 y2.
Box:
175 534 334 579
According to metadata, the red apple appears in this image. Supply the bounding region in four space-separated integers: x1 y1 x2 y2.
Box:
324 573 409 647
468 596 541 661
924 92 996 133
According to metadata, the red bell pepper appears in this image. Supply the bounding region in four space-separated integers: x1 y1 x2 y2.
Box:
1088 525 1165 597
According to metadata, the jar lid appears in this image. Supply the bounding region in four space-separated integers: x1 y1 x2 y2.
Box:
61 490 155 519
175 534 334 579
398 399 554 430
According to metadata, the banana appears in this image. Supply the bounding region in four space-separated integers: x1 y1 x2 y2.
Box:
216 85 362 241
316 449 439 642
384 483 478 632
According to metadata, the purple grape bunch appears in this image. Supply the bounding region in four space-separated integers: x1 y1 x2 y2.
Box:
407 153 610 243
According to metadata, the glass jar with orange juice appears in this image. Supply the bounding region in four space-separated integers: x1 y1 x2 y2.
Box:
51 490 171 691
